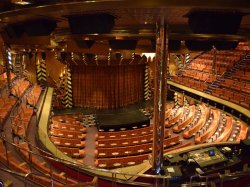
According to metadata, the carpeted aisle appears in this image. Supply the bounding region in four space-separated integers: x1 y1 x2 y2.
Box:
83 126 98 166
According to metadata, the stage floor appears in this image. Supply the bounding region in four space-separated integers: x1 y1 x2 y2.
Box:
54 101 153 131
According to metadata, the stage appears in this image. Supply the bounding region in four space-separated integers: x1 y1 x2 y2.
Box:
54 101 153 131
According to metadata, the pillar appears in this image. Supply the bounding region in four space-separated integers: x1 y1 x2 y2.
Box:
2 44 11 91
152 17 168 174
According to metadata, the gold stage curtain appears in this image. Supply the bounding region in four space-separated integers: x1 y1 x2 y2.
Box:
72 64 144 109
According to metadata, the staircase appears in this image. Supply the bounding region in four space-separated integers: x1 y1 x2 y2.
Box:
13 54 22 76
204 53 250 94
224 53 250 79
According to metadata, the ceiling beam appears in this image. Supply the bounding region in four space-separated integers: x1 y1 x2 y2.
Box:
0 0 249 20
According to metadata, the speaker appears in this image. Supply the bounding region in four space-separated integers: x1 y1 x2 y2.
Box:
115 53 122 61
5 24 24 38
23 19 57 36
151 39 181 51
185 40 213 51
75 40 95 49
169 40 181 51
41 52 46 60
85 53 95 61
151 39 156 50
60 52 68 62
213 41 239 50
187 10 243 34
109 40 138 50
28 52 33 59
67 13 115 34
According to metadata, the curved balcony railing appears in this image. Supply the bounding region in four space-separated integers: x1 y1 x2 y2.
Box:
167 80 250 124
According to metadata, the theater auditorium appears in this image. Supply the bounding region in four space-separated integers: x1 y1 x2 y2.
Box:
0 1 249 187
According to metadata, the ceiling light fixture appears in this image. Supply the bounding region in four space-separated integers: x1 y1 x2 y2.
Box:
141 53 155 62
11 0 32 5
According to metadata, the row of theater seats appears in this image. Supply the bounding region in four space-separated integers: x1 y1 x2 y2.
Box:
97 132 178 158
172 76 209 91
11 78 30 98
220 78 250 94
188 63 227 75
26 83 42 107
96 142 193 169
0 95 17 126
0 72 15 90
182 69 217 83
10 81 44 138
98 131 161 147
173 105 196 133
1 77 39 128
94 103 248 169
179 104 248 143
211 87 250 108
166 107 184 127
188 50 245 75
0 76 97 186
194 109 220 143
201 49 246 62
191 58 234 68
172 48 250 109
0 139 67 187
0 76 73 186
49 114 94 160
233 70 250 81
211 56 250 108
182 104 208 139
11 104 33 138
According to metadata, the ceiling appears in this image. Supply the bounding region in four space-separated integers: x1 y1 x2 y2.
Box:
0 0 250 54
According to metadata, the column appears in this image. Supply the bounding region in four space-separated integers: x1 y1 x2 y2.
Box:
152 17 168 174
2 44 11 91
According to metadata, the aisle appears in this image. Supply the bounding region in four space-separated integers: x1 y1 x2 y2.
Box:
83 126 98 166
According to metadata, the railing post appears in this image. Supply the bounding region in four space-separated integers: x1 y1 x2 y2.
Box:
205 176 208 187
2 138 9 166
189 175 196 187
51 177 54 187
111 173 117 187
219 173 224 187
166 177 170 187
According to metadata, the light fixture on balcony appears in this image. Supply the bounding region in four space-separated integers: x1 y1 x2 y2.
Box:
11 0 31 5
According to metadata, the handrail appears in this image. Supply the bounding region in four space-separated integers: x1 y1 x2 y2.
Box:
1 118 250 187
0 167 50 187
0 137 67 186
188 171 250 187
3 85 249 186
0 135 172 185
167 80 250 123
